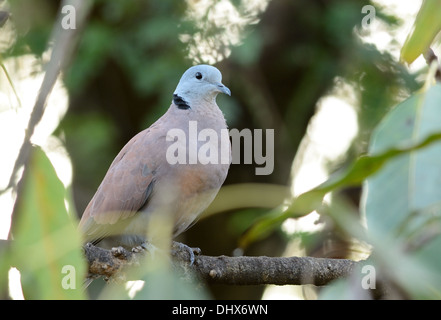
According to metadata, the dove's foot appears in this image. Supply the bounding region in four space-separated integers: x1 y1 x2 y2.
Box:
171 241 201 265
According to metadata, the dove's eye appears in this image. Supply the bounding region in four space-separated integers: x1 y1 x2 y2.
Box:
195 72 202 80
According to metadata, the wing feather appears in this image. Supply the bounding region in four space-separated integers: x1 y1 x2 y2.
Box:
79 128 158 241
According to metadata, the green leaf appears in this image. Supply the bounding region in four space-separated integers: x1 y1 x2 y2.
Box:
240 85 441 248
0 241 11 295
99 255 209 300
11 146 86 299
401 0 441 64
320 84 441 299
363 84 441 237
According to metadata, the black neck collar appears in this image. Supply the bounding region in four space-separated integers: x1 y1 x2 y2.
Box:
173 94 190 110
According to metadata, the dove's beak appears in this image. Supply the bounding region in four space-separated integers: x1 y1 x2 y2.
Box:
215 83 231 96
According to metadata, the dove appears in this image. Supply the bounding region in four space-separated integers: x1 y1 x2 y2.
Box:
79 64 231 260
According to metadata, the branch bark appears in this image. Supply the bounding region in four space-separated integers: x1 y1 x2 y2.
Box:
84 243 359 286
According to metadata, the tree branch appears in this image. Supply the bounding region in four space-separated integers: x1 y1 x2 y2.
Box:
83 243 359 286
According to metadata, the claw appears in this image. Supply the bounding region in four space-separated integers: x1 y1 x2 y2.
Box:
172 241 201 266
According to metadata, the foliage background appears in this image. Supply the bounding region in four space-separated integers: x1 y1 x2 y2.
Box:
1 0 441 299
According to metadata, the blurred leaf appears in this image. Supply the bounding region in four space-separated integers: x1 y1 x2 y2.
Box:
320 194 441 299
11 146 86 299
0 241 11 296
363 84 441 237
135 276 207 299
240 88 441 248
347 43 418 145
204 183 289 218
99 254 208 300
7 0 55 57
100 272 208 300
318 260 373 300
401 0 441 64
134 266 208 300
355 83 441 299
406 232 441 298
318 278 355 300
319 84 441 299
